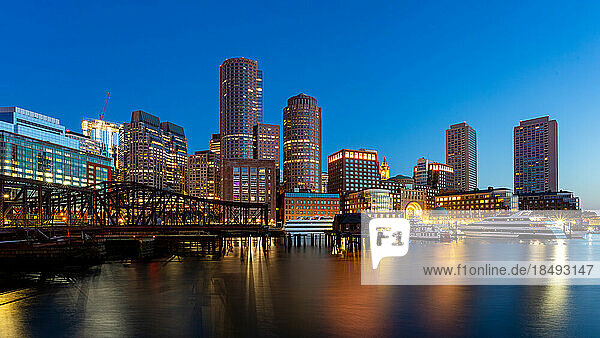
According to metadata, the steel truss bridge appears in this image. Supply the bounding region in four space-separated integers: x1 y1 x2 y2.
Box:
0 174 268 229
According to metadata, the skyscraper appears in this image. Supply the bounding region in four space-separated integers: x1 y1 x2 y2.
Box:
282 93 322 192
514 116 558 194
253 123 280 171
120 110 188 193
219 57 279 216
209 133 221 155
413 157 454 209
413 157 454 190
82 118 121 168
321 172 329 193
188 150 220 199
221 159 276 223
219 57 263 159
446 122 477 191
327 149 379 195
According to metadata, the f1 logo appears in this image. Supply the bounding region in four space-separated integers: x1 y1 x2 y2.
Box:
369 218 410 269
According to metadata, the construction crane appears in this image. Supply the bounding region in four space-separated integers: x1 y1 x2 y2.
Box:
99 91 110 120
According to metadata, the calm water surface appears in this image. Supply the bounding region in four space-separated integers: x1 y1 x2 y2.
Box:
1 239 600 337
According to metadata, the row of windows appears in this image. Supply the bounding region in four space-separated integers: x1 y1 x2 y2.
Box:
286 199 338 204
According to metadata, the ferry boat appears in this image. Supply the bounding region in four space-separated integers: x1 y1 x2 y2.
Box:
459 212 566 239
283 217 334 234
409 217 442 241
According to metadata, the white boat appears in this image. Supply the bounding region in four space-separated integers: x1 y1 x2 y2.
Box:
409 217 442 241
460 212 566 239
283 217 334 234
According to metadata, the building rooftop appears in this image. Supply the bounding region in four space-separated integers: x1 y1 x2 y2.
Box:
449 122 469 128
284 192 340 198
131 110 160 127
348 188 391 195
518 116 552 125
161 121 185 137
386 174 413 181
0 106 60 125
437 187 511 197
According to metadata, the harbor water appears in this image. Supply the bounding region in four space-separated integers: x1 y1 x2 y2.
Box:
1 238 600 336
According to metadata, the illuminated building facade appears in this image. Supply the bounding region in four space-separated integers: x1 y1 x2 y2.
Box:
221 159 276 223
0 107 78 148
514 116 558 194
282 93 322 192
378 173 426 212
188 150 220 199
253 123 280 172
343 189 393 213
391 188 427 213
66 130 103 156
120 110 188 193
446 122 477 191
380 157 390 180
281 192 340 222
327 149 379 195
415 186 440 210
435 187 516 212
210 133 221 155
517 191 579 210
413 157 454 191
0 131 112 186
82 118 121 167
321 172 328 193
0 106 112 186
220 57 263 159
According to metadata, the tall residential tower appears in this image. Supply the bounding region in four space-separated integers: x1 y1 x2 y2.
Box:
282 93 322 192
209 133 221 155
120 110 188 193
413 157 454 191
219 57 263 159
253 123 280 171
514 116 558 194
188 150 220 199
446 122 477 191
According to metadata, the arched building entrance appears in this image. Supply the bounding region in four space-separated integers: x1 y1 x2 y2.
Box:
405 201 423 217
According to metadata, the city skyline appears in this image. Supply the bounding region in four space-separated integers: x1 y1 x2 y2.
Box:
3 4 600 337
1 2 599 208
0 76 590 208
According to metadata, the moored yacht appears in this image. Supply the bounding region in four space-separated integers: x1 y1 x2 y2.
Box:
460 212 566 239
409 217 442 241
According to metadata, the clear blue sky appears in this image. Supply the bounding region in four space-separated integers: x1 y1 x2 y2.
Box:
1 1 600 208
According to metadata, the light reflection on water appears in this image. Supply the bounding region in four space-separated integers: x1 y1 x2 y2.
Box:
0 238 600 336
0 288 31 337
